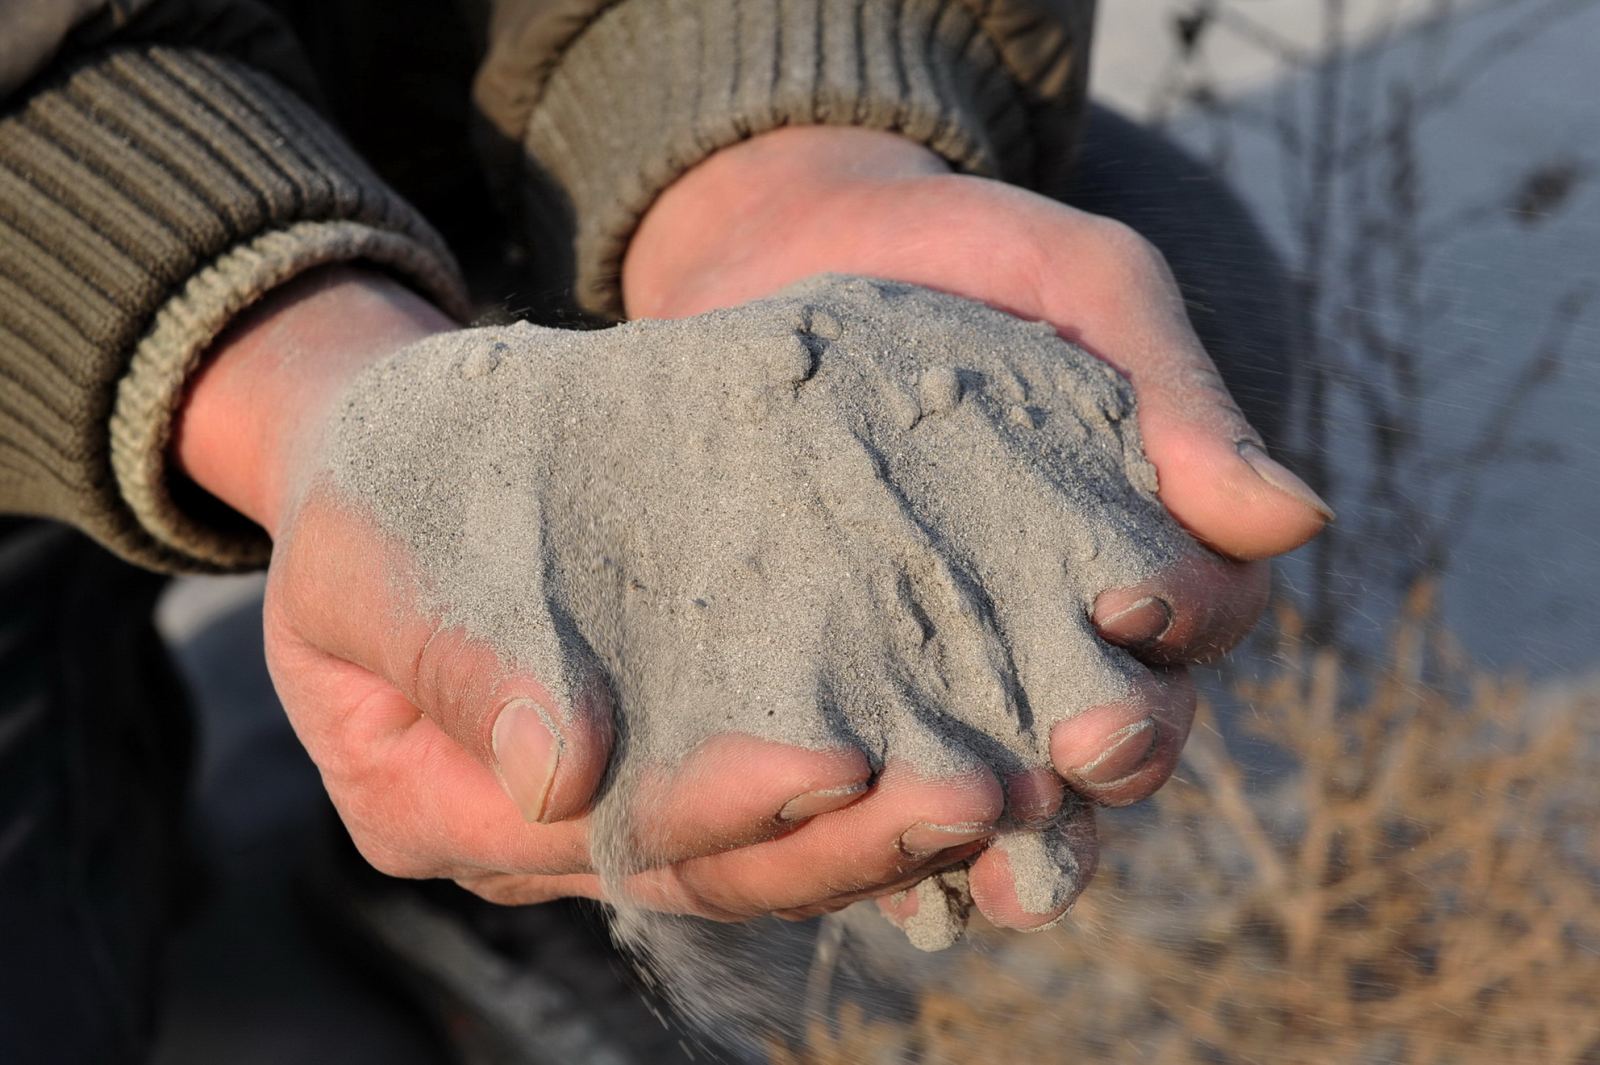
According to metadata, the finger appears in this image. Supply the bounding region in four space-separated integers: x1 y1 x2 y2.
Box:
441 652 613 826
626 842 990 922
1049 666 1196 807
457 871 606 908
615 760 1004 919
616 734 873 865
968 804 1099 931
875 883 922 929
286 653 875 878
1005 767 1065 827
461 841 986 921
283 675 595 879
1033 216 1334 561
770 851 986 922
1091 553 1271 666
270 489 612 824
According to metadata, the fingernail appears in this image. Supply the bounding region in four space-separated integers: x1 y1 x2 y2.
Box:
491 698 562 823
898 821 994 859
1098 595 1173 646
777 782 869 823
1237 441 1336 522
1071 718 1157 786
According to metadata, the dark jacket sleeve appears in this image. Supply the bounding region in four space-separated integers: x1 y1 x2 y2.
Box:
0 0 469 571
472 0 1096 317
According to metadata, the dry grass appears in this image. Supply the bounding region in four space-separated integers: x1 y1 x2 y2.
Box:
773 585 1600 1064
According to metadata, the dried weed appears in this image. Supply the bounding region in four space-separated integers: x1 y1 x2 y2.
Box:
775 585 1600 1064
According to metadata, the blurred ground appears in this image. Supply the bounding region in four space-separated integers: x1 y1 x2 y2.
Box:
151 577 447 1065
151 3 1599 1061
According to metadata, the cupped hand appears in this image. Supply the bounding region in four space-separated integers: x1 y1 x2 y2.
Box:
623 127 1333 929
269 485 1004 921
173 267 1017 923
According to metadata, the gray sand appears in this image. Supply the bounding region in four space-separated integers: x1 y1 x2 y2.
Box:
894 869 974 952
321 276 1193 1039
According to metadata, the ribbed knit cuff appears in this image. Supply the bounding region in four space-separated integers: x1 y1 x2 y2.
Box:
517 0 1032 317
0 46 468 572
111 220 466 570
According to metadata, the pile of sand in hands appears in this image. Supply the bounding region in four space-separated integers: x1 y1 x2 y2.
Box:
326 276 1194 1042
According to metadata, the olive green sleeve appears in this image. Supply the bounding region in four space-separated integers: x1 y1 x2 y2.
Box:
475 0 1095 317
0 44 468 571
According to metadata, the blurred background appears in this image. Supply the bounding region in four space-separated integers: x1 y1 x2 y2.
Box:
152 2 1600 1062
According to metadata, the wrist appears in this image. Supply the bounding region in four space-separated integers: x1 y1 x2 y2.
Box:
622 127 950 319
173 266 455 536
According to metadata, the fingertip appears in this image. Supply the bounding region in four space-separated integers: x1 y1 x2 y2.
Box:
969 818 1098 931
1051 712 1157 789
777 778 871 823
1142 425 1332 562
779 744 875 811
875 758 1008 829
1005 768 1065 827
668 735 873 827
521 677 616 824
876 886 920 929
491 697 564 822
609 737 875 865
1092 556 1270 666
1237 441 1336 523
1093 594 1174 649
1051 669 1194 807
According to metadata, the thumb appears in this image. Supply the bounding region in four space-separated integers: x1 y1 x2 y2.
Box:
406 623 615 826
270 487 613 824
1036 220 1333 561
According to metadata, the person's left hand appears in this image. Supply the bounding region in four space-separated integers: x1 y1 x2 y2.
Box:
621 126 1333 930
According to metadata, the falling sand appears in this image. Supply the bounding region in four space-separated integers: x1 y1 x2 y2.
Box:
323 276 1195 1048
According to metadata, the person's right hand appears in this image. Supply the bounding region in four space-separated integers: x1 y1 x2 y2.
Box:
622 127 1335 932
174 266 1005 922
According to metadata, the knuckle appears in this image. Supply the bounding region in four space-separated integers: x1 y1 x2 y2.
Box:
456 877 504 904
1088 216 1164 270
459 875 556 907
313 702 398 788
1081 218 1181 300
650 863 712 911
354 837 434 880
310 735 370 788
946 771 1009 826
663 866 756 922
410 628 476 734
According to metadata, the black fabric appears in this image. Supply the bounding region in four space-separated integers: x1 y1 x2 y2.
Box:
259 0 500 258
0 519 192 1065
